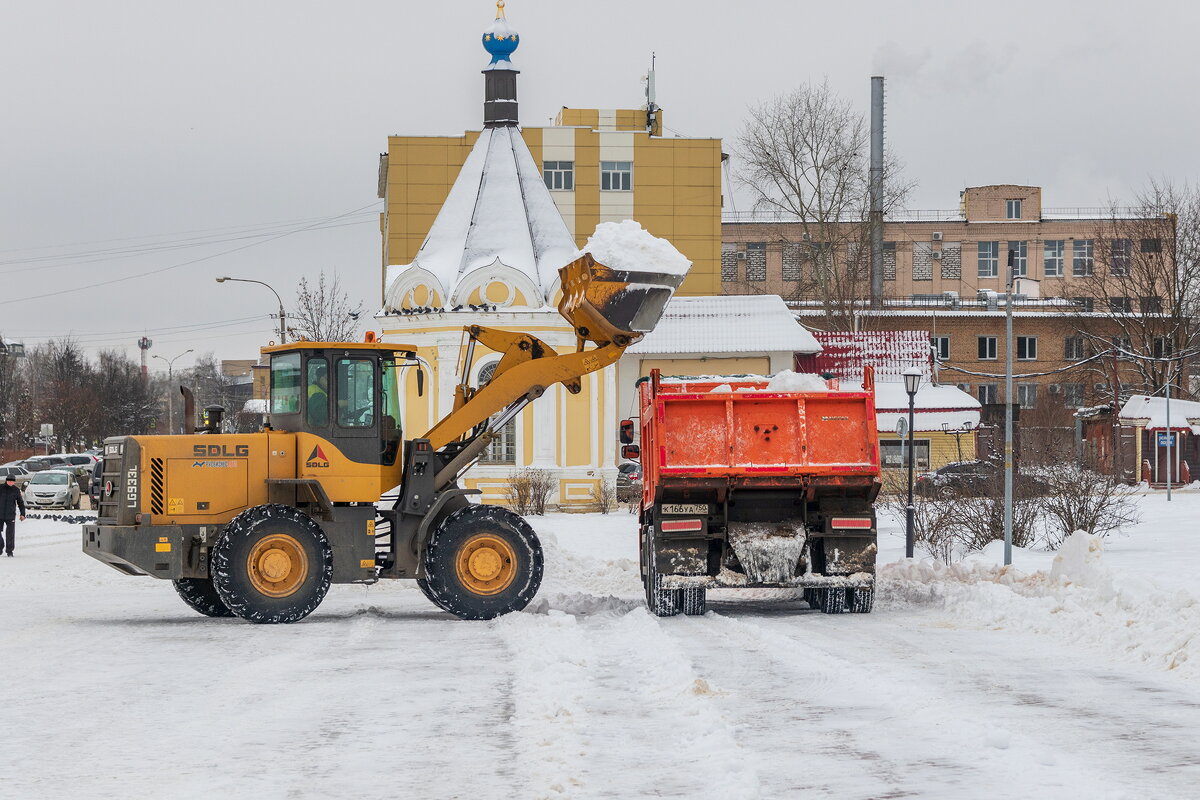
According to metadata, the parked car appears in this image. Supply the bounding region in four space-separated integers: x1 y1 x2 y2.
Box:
915 460 1051 498
21 455 70 473
24 469 81 510
56 453 99 467
616 460 642 503
89 459 104 508
0 465 32 488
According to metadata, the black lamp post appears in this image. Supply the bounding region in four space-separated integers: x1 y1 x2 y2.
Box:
903 367 922 559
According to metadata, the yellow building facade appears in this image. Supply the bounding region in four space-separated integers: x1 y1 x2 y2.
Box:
378 109 722 300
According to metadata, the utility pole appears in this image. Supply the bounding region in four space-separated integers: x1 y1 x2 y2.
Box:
1165 364 1174 501
1004 250 1015 566
154 349 193 435
869 76 885 308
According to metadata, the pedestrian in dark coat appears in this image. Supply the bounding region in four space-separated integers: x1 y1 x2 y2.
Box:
0 473 27 556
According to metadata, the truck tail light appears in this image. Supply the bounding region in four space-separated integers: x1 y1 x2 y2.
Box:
830 517 872 530
661 519 703 533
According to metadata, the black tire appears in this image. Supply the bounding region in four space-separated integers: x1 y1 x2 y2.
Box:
211 504 333 624
820 586 847 615
643 537 680 617
850 585 875 614
173 578 234 618
680 587 706 616
416 576 453 612
803 588 821 610
421 505 543 620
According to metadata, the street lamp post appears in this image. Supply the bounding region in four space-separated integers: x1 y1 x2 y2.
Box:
903 367 922 559
216 276 287 344
153 349 194 434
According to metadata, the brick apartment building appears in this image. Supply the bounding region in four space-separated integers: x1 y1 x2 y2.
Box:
723 186 1181 449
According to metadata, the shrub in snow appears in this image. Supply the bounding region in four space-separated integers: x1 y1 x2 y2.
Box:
1038 465 1141 550
505 468 555 515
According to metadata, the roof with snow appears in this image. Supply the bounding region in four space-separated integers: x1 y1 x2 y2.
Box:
873 382 981 433
1118 394 1200 432
383 126 577 311
627 295 820 356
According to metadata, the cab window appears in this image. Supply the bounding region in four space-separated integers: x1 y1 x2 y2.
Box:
306 357 330 428
337 358 375 428
270 353 302 415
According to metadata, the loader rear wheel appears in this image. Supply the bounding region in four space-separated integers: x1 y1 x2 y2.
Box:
173 578 234 618
421 505 542 620
211 505 333 624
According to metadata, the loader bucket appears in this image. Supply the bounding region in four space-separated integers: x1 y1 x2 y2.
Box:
557 253 684 345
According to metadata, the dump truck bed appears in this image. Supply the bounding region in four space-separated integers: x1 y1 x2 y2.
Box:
637 371 880 497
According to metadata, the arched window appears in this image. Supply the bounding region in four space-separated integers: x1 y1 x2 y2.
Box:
477 361 516 465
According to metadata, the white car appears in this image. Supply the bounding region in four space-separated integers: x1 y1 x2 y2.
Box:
24 469 81 510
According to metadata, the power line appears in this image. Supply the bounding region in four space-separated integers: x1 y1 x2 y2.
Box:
0 201 381 307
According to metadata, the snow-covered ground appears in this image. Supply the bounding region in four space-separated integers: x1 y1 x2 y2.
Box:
2 494 1199 799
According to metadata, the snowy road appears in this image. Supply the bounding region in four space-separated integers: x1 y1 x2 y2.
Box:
2 503 1198 800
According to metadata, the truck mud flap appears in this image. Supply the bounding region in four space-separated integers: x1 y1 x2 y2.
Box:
727 522 806 584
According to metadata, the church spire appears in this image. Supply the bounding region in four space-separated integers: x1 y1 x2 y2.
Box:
481 0 520 128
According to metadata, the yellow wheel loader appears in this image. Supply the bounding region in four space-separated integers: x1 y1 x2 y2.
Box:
83 257 681 623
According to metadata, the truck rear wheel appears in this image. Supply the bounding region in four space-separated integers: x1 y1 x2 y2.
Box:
421 505 543 620
680 587 706 616
643 536 680 617
819 587 847 615
211 505 333 624
850 584 875 613
173 578 234 618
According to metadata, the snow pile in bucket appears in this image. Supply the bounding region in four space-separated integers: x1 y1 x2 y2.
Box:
880 533 1199 680
582 220 692 276
765 370 829 392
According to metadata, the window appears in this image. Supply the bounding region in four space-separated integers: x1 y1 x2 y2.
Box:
1064 383 1085 407
600 161 632 191
477 361 516 464
978 336 998 360
1074 296 1095 313
1110 239 1132 276
1072 239 1094 276
1017 383 1038 409
931 335 950 361
1108 296 1132 313
977 241 999 278
721 244 738 281
746 242 767 281
879 439 931 470
1006 199 1022 219
1016 336 1037 360
270 353 302 415
782 243 803 281
1064 337 1086 360
305 357 330 428
978 384 999 404
336 359 375 428
1008 241 1028 277
1141 296 1163 314
1044 240 1065 277
1111 336 1131 356
1141 238 1162 253
1154 337 1174 359
542 161 574 191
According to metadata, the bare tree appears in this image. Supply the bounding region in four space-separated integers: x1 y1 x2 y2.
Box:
291 271 364 343
27 339 93 451
1040 465 1141 549
1072 180 1200 399
735 80 912 330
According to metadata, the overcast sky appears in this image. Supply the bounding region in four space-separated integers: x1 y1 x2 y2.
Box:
2 0 1196 370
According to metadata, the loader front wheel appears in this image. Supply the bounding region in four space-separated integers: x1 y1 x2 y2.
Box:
173 578 234 618
211 505 333 624
421 505 543 620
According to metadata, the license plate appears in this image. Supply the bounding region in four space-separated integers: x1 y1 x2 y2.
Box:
661 503 708 515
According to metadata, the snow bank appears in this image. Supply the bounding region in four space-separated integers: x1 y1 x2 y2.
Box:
582 220 692 276
881 534 1199 680
242 398 267 414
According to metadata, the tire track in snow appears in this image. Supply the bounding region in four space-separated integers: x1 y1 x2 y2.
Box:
498 606 759 799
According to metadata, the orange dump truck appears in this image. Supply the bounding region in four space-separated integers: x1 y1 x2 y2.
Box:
635 368 882 617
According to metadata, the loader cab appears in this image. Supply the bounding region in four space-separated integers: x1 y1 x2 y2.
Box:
265 341 418 467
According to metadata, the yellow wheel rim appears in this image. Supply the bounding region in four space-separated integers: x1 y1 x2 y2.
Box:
454 534 517 596
247 533 308 598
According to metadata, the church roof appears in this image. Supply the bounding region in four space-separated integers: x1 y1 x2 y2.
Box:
628 295 821 356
